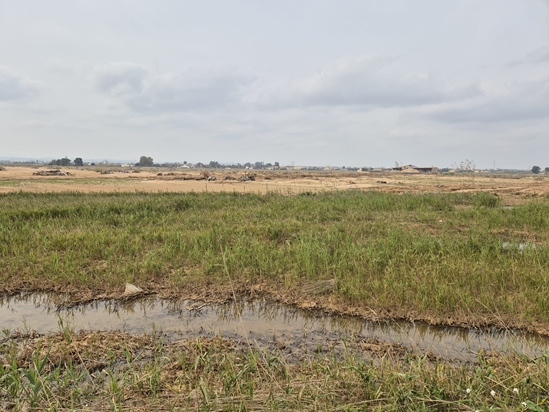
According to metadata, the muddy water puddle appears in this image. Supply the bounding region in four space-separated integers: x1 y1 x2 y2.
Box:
1 293 548 362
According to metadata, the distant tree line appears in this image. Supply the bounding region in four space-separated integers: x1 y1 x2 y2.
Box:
47 155 283 169
531 166 549 174
196 161 281 169
49 157 83 166
135 156 281 169
43 156 549 174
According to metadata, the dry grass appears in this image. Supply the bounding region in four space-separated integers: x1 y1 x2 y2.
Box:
1 329 547 410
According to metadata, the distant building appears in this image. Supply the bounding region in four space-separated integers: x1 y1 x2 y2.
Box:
414 166 438 173
392 164 438 173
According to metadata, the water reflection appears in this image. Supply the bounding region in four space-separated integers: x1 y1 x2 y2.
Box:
0 293 548 362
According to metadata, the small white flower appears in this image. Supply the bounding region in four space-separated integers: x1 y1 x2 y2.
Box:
522 402 527 407
513 388 519 394
466 388 471 394
490 390 496 397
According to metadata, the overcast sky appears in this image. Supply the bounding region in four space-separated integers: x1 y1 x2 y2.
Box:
1 1 548 168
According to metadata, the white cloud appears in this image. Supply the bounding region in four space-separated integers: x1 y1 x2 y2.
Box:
94 62 147 96
258 56 481 110
93 62 252 113
2 1 549 168
426 76 549 123
0 66 38 101
507 46 549 67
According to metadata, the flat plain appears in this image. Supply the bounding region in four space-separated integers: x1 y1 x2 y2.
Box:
1 165 548 410
1 165 549 201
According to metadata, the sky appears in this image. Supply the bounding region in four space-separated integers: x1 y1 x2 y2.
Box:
1 1 548 168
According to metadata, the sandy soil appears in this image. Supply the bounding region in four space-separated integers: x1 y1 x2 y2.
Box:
1 166 548 203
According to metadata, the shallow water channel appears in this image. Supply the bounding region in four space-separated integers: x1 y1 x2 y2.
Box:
1 293 548 362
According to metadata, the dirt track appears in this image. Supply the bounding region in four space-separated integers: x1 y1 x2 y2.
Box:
1 166 548 202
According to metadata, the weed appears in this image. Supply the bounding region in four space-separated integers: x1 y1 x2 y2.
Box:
0 191 548 327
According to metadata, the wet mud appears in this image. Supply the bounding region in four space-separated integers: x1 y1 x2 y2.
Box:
1 293 548 362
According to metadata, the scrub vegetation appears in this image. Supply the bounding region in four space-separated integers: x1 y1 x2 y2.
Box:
0 329 547 411
1 190 548 330
1 190 549 409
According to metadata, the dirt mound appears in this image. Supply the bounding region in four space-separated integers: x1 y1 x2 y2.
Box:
32 169 71 176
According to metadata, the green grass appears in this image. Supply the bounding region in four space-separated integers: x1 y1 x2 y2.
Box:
1 190 549 327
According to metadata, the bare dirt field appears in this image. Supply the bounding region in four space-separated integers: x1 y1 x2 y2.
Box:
1 165 548 202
